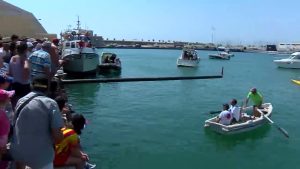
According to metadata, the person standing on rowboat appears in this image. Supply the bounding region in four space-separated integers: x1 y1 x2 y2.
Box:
229 99 241 123
245 88 263 117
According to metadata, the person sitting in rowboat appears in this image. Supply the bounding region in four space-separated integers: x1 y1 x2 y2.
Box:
229 99 241 123
245 88 263 117
216 103 232 125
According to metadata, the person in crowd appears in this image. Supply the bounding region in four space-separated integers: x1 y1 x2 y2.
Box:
1 43 10 62
0 54 9 76
229 99 241 123
0 89 15 169
54 114 89 169
217 103 232 125
3 42 16 63
9 41 31 109
26 42 34 58
29 41 52 86
55 96 72 125
10 77 64 169
0 76 12 90
10 34 19 43
245 88 263 117
49 39 60 77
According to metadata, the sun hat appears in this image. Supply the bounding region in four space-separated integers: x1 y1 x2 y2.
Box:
0 89 15 101
26 42 34 48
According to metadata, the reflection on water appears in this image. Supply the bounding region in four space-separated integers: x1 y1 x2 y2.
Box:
65 83 101 109
204 125 271 150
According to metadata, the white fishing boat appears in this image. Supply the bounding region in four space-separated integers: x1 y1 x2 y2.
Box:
273 52 300 69
61 18 99 75
209 52 231 60
98 52 121 74
177 48 200 67
204 103 273 135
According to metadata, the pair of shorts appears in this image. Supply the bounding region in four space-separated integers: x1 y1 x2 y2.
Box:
0 135 8 147
53 152 70 166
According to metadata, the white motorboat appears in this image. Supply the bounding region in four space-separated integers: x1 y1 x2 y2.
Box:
98 52 121 74
61 19 99 75
204 103 273 135
177 48 200 67
209 52 231 60
273 52 300 69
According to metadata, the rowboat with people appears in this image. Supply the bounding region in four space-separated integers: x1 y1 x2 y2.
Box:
204 103 273 135
98 52 122 75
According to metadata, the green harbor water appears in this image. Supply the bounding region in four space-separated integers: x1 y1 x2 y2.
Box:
65 49 300 169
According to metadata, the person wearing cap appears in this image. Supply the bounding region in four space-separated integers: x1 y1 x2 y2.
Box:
0 89 15 168
54 114 89 169
245 88 263 117
26 41 34 58
9 41 31 108
10 77 64 169
217 103 232 125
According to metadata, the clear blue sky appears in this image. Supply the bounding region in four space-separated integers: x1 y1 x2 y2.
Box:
5 0 300 44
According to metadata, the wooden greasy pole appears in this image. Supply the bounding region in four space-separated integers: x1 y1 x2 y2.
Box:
61 67 224 84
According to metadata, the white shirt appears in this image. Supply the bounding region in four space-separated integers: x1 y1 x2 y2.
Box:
229 105 240 121
218 110 232 125
0 47 5 58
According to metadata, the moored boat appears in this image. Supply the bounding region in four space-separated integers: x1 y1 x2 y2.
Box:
61 18 99 75
204 103 273 135
98 52 121 75
209 52 231 60
273 52 300 69
177 48 200 67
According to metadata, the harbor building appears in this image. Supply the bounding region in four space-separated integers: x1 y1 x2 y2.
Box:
0 0 56 39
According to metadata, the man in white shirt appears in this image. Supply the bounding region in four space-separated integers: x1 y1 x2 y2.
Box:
229 99 241 122
217 103 232 125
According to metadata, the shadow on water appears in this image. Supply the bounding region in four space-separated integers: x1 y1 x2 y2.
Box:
65 83 101 108
204 125 271 150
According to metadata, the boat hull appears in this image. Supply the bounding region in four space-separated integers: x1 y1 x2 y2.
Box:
209 55 230 60
274 60 300 69
62 48 99 74
292 79 300 86
177 58 200 67
204 103 273 135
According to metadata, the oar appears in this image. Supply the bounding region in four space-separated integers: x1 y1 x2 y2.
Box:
209 110 221 114
257 109 289 138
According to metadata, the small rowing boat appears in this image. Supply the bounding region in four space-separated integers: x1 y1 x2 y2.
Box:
204 103 273 135
291 79 300 86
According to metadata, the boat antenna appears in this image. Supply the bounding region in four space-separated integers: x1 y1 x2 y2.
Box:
77 16 81 30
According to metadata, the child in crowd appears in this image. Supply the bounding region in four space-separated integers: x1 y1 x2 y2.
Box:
53 114 91 169
0 89 15 168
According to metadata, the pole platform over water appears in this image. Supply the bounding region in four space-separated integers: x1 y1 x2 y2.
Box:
61 67 224 84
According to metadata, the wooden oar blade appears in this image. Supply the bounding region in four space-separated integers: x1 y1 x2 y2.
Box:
277 126 289 138
209 111 221 114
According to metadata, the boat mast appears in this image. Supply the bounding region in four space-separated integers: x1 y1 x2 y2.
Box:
77 16 81 30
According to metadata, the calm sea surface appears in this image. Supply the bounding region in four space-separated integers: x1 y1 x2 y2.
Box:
65 49 300 169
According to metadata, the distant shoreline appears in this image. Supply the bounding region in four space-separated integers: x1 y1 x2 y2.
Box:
97 46 245 52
